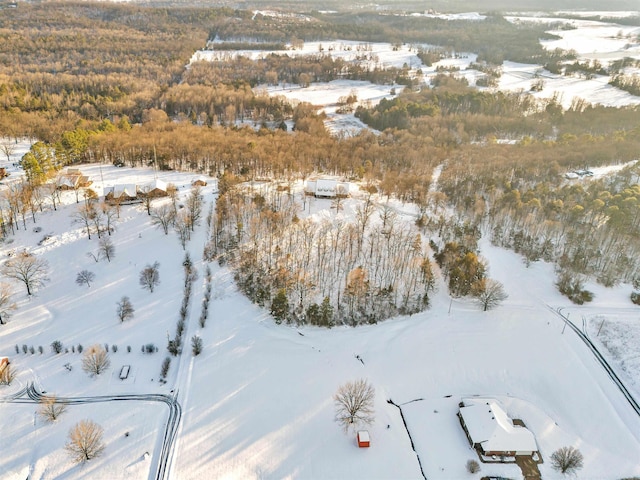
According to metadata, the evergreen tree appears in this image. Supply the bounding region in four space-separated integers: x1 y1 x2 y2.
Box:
270 289 289 324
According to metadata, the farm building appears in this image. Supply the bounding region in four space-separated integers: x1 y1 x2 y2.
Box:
305 177 350 198
458 398 538 458
139 179 168 198
104 184 139 203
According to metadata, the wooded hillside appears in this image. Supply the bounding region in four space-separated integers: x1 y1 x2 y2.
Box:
2 2 640 315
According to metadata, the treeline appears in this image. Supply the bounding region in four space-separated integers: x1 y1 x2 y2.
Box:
185 52 411 91
160 82 292 125
210 11 561 66
610 74 640 97
434 133 640 285
356 75 547 137
0 2 218 130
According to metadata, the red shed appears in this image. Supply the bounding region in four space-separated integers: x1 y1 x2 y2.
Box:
357 430 370 448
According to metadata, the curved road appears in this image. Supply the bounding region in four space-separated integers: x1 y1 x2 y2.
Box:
0 382 181 480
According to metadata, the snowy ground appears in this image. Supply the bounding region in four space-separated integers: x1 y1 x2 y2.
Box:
191 12 640 132
1 155 640 479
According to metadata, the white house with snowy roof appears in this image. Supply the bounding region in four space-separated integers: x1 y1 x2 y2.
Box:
458 398 538 457
139 179 168 197
104 184 139 203
305 176 350 198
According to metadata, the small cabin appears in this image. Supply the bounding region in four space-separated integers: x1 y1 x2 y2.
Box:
191 176 208 187
357 430 370 448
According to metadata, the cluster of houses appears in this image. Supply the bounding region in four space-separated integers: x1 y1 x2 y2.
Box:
104 176 212 204
51 169 215 204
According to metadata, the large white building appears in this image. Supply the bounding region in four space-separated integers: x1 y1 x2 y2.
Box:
305 177 350 198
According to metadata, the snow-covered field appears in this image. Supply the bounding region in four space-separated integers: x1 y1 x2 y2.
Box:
191 11 640 130
2 12 640 479
1 155 640 479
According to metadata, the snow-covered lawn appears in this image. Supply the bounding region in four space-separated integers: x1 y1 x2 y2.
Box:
1 161 640 479
1 401 166 480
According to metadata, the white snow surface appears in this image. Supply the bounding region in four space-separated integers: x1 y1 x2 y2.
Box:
0 160 640 479
192 13 640 133
408 12 487 21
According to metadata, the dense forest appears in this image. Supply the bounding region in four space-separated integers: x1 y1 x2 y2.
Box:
1 2 640 322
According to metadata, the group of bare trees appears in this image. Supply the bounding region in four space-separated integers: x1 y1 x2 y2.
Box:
150 186 204 250
38 395 105 464
73 200 118 240
212 188 435 326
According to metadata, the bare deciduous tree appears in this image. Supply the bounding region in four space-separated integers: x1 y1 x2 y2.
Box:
151 204 175 234
98 238 115 262
38 396 67 422
73 203 96 239
334 379 375 433
0 139 16 163
45 182 61 211
139 185 154 215
116 296 134 322
2 250 49 295
76 270 95 288
81 345 111 376
174 210 192 250
65 419 105 463
551 446 584 475
471 278 508 311
139 262 160 293
0 282 16 325
185 185 204 230
100 202 117 235
0 363 16 385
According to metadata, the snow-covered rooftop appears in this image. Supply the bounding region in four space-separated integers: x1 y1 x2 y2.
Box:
106 183 137 198
143 179 167 191
460 398 538 454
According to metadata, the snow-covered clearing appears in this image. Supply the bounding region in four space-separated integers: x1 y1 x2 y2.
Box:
1 158 640 479
506 14 640 63
191 12 640 131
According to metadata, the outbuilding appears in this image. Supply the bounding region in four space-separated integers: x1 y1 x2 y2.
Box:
357 430 370 448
